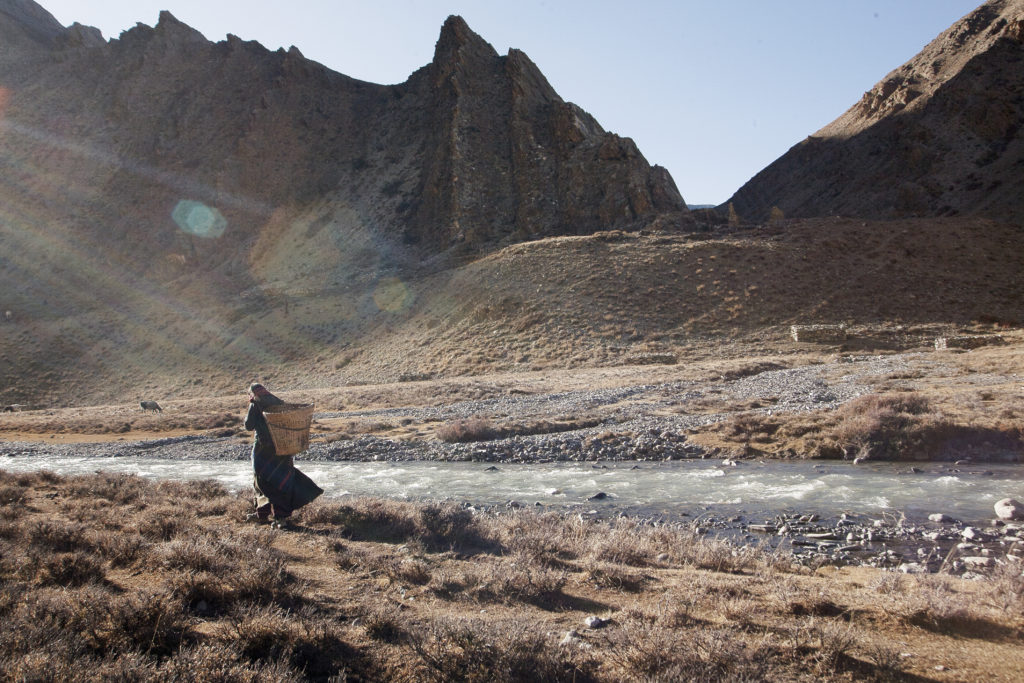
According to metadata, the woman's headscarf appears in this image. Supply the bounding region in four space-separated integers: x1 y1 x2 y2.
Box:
249 383 284 408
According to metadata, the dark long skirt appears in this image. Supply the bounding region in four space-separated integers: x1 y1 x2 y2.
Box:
253 446 323 517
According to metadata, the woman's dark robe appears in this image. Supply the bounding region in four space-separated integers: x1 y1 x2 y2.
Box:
245 396 323 515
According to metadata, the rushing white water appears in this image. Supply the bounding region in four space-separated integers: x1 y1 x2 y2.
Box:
3 454 1022 525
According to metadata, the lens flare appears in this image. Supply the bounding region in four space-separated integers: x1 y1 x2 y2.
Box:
372 277 413 313
172 199 226 238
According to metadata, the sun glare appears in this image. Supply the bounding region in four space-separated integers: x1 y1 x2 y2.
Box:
372 277 413 313
171 199 227 238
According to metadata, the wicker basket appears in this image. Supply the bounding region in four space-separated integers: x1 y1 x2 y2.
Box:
262 403 314 456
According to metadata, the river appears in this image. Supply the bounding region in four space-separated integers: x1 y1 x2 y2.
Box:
2 454 1021 527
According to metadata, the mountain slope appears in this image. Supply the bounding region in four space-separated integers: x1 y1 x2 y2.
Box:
725 0 1024 223
0 2 687 403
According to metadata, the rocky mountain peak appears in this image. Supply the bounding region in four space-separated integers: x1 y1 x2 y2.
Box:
725 0 1024 224
0 0 66 49
824 0 1024 139
152 10 208 45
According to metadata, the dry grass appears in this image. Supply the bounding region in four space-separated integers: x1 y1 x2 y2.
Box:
1 468 1023 680
693 387 1024 461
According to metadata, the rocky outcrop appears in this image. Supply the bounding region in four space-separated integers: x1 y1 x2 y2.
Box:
0 1 689 402
0 0 66 50
0 4 689 276
725 0 1024 224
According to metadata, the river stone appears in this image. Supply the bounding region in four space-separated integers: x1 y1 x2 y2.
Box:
962 556 995 569
994 498 1024 521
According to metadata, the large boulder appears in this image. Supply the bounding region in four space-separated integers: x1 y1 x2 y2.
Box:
994 498 1024 521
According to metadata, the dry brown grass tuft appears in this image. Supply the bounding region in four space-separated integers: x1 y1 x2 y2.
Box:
408 616 593 682
436 417 502 443
2 469 1023 680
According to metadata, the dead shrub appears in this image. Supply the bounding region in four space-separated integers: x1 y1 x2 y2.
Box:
160 535 234 573
169 570 232 614
2 586 185 660
587 520 659 567
0 485 26 505
987 560 1024 612
332 540 380 573
430 562 567 608
724 412 780 442
492 510 586 567
419 503 495 552
361 602 408 643
829 392 952 460
309 498 419 544
585 564 650 592
603 620 768 680
159 643 301 682
89 530 150 567
812 618 859 672
134 506 194 541
21 550 107 587
219 605 353 680
386 557 433 586
407 616 591 683
27 519 93 553
436 417 502 443
62 472 149 504
864 639 903 680
227 554 299 607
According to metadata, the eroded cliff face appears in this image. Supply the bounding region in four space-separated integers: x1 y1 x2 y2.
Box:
725 0 1024 224
0 6 688 286
0 2 689 402
403 16 687 248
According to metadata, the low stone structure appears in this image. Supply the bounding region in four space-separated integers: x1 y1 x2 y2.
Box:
790 324 847 343
933 335 1004 350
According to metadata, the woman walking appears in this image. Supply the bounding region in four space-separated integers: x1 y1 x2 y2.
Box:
244 382 323 528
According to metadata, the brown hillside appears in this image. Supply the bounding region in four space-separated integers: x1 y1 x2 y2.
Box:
2 216 1021 406
726 0 1024 224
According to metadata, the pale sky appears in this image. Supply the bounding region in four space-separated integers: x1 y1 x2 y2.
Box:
40 0 983 205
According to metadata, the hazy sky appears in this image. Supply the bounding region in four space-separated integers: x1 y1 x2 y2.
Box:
40 0 982 205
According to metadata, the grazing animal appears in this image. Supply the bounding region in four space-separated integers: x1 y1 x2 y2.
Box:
140 400 162 412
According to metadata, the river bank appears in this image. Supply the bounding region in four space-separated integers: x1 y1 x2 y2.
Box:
3 450 1022 577
1 468 1021 681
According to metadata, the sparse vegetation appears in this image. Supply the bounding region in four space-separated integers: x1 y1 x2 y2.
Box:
1 469 1021 680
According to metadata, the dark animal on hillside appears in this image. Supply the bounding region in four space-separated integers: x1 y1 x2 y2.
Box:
140 400 162 412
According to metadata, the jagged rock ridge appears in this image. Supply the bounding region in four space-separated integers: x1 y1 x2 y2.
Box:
725 0 1024 224
0 1 687 402
0 5 688 276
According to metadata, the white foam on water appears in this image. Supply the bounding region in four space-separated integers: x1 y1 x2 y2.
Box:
2 455 1022 524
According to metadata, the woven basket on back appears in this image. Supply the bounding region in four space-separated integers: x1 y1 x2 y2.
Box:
262 403 314 456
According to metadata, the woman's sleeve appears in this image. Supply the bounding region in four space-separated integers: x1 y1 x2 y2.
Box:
244 402 261 431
